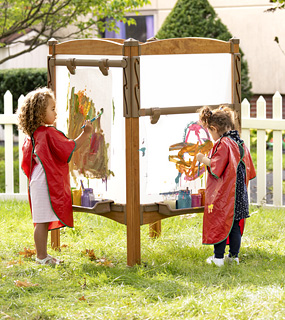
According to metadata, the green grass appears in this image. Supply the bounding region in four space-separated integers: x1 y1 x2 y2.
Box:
0 145 19 193
0 201 284 319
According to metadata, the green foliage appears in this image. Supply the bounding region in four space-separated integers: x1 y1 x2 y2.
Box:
156 0 253 101
0 201 284 319
0 0 150 64
268 0 285 11
0 68 47 114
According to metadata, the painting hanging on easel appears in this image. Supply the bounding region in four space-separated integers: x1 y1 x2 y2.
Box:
66 68 114 183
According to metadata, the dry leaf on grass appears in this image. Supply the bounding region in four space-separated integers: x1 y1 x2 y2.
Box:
18 247 36 258
7 258 23 266
1 311 12 318
82 249 97 261
78 296 86 301
96 258 114 267
14 280 39 287
82 249 114 267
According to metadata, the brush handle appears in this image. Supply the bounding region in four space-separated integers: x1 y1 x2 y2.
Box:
81 109 103 129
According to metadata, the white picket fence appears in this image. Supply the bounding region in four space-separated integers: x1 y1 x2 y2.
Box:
0 90 284 207
0 91 27 199
241 92 284 208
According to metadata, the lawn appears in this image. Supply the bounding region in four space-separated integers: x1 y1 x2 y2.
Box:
0 201 284 319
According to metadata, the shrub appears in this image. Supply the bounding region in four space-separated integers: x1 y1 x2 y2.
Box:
0 68 47 114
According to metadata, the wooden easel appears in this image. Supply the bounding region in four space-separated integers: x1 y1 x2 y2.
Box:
47 37 241 266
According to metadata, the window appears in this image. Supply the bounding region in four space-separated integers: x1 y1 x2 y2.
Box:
103 15 154 42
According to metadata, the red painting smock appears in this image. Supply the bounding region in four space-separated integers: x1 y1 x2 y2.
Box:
21 126 76 230
203 136 256 245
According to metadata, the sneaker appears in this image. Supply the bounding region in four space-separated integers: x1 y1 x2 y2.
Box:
224 255 239 265
206 255 224 267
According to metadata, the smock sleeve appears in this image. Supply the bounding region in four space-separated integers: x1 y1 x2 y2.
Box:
244 145 256 182
47 127 76 163
208 140 229 179
21 136 33 178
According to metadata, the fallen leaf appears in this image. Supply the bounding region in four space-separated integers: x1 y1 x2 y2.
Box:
0 311 12 318
18 248 36 258
96 257 114 267
7 257 23 267
82 249 97 261
14 280 39 287
78 296 86 301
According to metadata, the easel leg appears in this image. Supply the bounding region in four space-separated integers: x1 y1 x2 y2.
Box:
149 221 161 238
51 229 60 250
126 117 141 266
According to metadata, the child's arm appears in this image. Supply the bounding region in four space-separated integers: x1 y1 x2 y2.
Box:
74 120 93 150
196 153 210 167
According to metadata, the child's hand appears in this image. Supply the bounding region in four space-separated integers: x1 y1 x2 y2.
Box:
196 153 204 163
196 153 211 166
83 120 92 134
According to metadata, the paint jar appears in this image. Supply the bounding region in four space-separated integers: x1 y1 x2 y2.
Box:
72 189 81 206
191 193 202 207
198 189 206 206
163 193 177 210
89 189 97 207
81 188 93 207
177 189 191 209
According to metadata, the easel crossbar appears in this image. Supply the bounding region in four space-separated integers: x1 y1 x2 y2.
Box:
139 104 233 116
54 58 127 68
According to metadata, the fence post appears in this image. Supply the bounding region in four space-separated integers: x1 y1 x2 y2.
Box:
272 92 283 206
18 95 28 195
4 91 14 194
241 98 252 201
256 96 267 205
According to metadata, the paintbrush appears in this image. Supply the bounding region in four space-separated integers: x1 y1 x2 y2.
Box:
81 108 104 129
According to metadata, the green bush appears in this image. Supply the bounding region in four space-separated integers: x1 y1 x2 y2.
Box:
0 68 47 114
156 0 253 101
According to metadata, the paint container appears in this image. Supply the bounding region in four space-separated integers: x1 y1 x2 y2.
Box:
177 189 191 209
162 192 177 210
81 188 94 207
164 199 177 209
72 189 81 206
198 189 206 206
191 193 202 207
89 189 97 207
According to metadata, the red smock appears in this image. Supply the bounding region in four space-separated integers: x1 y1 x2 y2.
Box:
203 137 256 245
21 126 76 230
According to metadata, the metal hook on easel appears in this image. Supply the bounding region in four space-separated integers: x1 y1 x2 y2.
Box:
66 58 76 75
150 108 161 124
99 59 109 76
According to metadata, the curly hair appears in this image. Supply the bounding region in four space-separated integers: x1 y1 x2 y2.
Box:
198 105 237 135
17 87 55 136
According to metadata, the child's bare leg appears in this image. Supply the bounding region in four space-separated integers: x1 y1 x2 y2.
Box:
34 223 49 259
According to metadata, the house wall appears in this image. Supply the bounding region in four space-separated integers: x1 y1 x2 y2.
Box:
0 31 48 70
210 0 285 95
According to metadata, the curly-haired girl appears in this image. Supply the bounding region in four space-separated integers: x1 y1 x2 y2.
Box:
196 105 256 266
18 87 93 265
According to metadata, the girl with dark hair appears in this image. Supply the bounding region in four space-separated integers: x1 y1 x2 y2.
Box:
197 105 256 266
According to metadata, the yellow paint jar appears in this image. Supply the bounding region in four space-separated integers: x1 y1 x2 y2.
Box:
72 189 81 206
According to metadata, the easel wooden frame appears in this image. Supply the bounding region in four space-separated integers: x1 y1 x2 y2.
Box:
47 37 241 266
